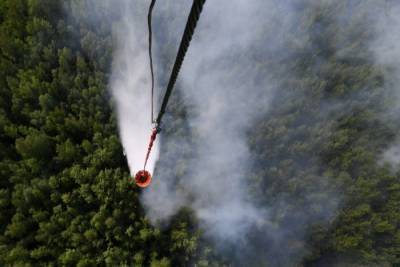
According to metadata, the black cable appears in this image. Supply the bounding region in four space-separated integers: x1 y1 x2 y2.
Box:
155 0 207 126
148 0 156 122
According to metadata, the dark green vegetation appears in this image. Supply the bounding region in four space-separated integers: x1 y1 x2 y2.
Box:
1 0 399 266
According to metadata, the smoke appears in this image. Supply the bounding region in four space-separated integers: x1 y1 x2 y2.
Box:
142 0 284 241
66 0 400 265
128 0 339 264
110 1 160 175
369 1 400 168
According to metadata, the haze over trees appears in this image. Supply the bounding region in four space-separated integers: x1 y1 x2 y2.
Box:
0 0 399 266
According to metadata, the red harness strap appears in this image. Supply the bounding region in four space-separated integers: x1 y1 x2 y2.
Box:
143 127 158 170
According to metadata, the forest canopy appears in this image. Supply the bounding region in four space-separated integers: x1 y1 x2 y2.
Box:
0 0 400 266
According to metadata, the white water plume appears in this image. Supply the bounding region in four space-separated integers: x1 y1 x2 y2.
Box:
110 2 159 176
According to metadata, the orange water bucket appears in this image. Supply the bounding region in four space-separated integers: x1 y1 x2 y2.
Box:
134 170 152 188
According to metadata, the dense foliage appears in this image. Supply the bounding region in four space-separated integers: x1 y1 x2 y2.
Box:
1 0 399 266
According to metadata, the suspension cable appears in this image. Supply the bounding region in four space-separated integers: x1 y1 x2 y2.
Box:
148 0 156 123
155 0 207 126
142 0 206 172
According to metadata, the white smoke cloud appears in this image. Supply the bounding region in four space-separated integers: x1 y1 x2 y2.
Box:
141 0 281 243
370 1 400 167
69 0 398 264
382 144 400 167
